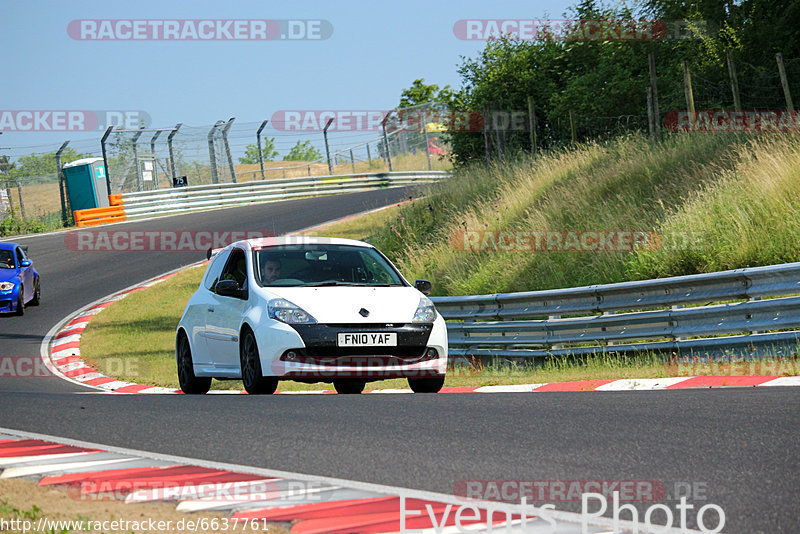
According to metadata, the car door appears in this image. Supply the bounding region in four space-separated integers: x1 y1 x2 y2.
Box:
15 247 33 302
205 247 249 373
188 248 230 367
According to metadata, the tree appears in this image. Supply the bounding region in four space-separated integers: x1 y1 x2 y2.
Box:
284 140 322 161
239 138 278 164
9 148 90 182
399 79 456 108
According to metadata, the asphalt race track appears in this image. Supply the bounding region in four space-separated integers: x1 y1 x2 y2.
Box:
1 188 798 533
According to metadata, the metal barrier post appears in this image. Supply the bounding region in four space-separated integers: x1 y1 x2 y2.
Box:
323 118 334 175
100 126 113 194
208 121 223 184
132 126 145 191
256 120 268 180
167 123 182 184
222 117 236 183
54 141 70 226
381 113 393 172
150 130 162 190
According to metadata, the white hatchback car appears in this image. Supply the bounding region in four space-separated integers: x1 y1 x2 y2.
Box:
176 237 448 394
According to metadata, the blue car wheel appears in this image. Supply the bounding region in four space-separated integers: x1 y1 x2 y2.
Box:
15 288 24 316
29 278 40 306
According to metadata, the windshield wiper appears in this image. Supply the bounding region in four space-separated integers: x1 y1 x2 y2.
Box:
300 281 358 287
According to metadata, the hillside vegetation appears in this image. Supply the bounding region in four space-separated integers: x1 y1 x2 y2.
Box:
352 133 800 296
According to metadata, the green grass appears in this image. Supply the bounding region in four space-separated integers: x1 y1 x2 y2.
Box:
359 133 800 295
0 209 67 237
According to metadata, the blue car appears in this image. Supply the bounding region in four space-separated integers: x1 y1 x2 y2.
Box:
0 242 40 316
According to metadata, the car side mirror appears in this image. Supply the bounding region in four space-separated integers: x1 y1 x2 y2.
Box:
414 279 432 296
20 260 32 267
215 279 245 299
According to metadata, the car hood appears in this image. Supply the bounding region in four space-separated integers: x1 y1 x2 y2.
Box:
0 269 19 284
264 286 425 323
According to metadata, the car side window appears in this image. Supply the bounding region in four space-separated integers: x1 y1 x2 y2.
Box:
16 248 24 267
0 250 13 268
203 249 231 292
219 248 248 289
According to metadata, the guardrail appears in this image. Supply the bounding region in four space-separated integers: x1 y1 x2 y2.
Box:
431 262 800 360
120 171 448 220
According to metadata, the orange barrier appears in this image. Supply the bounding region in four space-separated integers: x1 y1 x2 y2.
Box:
73 206 126 227
108 194 123 206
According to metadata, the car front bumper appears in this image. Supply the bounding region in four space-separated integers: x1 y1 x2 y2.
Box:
259 321 448 380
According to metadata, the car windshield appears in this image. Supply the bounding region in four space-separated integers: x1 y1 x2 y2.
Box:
254 244 406 288
0 250 14 269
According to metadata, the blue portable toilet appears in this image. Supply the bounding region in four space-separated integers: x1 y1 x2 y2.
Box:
62 158 110 211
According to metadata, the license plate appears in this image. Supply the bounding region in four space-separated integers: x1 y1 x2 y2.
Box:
337 332 397 347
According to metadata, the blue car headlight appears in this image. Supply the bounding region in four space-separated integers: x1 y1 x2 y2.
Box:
0 282 14 292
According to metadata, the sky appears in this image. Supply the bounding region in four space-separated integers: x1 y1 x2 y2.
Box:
1 0 580 160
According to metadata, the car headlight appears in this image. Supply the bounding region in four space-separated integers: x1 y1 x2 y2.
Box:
412 296 437 323
268 298 317 324
0 282 14 291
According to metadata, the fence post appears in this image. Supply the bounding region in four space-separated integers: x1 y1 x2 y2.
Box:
323 118 334 175
366 143 373 167
132 126 145 191
381 113 393 171
726 50 742 112
167 123 181 184
776 53 794 111
149 130 162 190
683 60 696 127
648 51 661 139
100 126 113 194
15 178 25 218
55 141 70 226
256 120 268 180
527 95 537 154
422 120 432 170
222 117 236 183
569 109 576 144
647 86 656 141
208 121 223 184
493 103 504 162
349 149 356 173
482 105 492 164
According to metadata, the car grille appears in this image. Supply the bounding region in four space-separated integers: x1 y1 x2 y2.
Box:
287 323 433 364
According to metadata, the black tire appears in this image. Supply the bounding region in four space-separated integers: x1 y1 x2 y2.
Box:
333 379 366 394
408 376 445 393
177 333 211 394
29 279 40 306
14 289 24 316
240 329 277 395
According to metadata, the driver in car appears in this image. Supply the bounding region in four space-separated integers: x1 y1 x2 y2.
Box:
261 257 282 284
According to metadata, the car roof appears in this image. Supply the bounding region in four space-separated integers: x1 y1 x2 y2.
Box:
0 242 19 251
236 236 375 250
